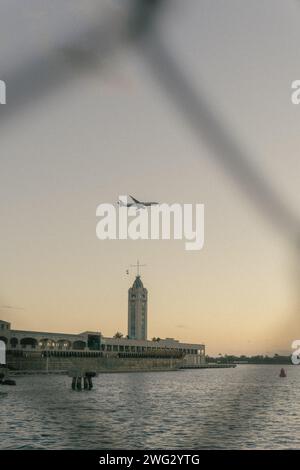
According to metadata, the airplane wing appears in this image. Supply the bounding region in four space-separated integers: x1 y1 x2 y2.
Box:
129 195 141 204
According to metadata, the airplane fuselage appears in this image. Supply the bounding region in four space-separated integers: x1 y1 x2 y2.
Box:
118 196 159 209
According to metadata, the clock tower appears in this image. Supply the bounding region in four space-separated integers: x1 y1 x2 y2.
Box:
128 261 148 340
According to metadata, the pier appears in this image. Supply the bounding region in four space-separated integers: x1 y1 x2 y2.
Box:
181 363 237 369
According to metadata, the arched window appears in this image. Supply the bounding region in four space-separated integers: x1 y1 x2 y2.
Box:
0 336 8 345
57 339 71 350
73 340 86 350
39 338 57 349
20 337 38 349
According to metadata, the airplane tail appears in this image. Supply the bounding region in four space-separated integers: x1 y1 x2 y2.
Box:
129 195 140 204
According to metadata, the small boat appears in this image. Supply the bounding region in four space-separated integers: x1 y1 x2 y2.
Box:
279 368 287 378
0 367 16 386
1 379 16 386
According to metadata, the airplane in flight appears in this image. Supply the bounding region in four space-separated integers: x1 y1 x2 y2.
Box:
118 195 159 209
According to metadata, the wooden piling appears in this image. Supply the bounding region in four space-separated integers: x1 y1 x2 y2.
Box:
83 376 89 390
71 377 76 390
76 376 82 390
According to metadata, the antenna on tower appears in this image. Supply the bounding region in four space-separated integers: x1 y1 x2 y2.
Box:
130 260 146 277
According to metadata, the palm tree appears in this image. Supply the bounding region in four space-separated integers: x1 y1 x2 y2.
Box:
113 332 123 339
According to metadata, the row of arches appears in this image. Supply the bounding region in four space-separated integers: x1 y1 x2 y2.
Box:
0 336 87 350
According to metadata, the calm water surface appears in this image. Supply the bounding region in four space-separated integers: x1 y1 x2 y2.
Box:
1 365 300 449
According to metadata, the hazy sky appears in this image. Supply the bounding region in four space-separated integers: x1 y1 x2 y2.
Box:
0 0 299 355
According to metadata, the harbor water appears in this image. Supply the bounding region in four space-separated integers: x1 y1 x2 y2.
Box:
1 365 299 450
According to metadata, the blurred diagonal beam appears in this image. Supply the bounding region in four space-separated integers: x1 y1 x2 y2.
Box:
140 32 300 243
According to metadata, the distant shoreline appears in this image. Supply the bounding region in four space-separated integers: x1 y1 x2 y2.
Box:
206 354 292 366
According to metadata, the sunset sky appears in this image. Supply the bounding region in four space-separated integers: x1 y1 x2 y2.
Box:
0 0 299 355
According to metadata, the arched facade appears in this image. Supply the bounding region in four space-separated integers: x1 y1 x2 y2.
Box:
0 326 98 353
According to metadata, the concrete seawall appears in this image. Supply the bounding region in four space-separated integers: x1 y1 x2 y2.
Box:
7 355 183 373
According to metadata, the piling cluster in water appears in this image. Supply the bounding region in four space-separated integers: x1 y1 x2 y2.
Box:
71 371 96 391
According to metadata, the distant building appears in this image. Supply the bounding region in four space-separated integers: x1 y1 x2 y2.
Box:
128 275 147 340
0 268 206 369
0 319 205 365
